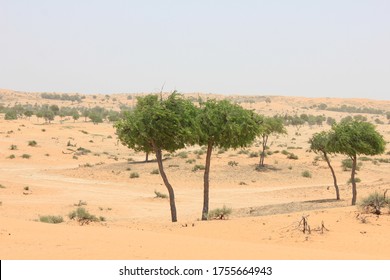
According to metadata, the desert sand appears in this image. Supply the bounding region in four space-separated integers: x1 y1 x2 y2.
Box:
1 89 390 260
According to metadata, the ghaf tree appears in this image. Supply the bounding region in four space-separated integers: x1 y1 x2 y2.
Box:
197 99 260 220
115 92 199 222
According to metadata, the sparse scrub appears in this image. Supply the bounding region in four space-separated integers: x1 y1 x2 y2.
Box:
8 154 16 159
76 147 91 155
359 156 372 161
238 149 249 155
281 150 289 155
185 159 196 164
287 153 298 160
359 192 390 215
39 215 64 224
192 164 205 171
28 140 37 147
154 190 168 199
249 151 258 158
177 151 188 158
10 144 17 150
68 207 99 225
341 158 362 171
208 205 232 220
74 200 87 206
130 172 139 178
193 149 204 156
347 177 361 184
228 161 238 167
22 154 31 159
302 170 312 178
150 169 159 174
0 184 6 189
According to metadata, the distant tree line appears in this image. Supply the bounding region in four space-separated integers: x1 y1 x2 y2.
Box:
0 103 127 124
316 103 386 115
41 93 84 102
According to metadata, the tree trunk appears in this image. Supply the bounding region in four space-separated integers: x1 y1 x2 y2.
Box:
351 155 358 205
154 146 177 222
323 152 340 200
202 142 213 220
145 152 149 162
259 135 268 166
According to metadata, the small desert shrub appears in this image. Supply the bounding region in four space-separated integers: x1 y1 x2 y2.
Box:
186 159 196 164
302 170 312 178
239 181 247 185
130 172 139 178
127 157 134 162
81 130 89 134
22 154 31 159
77 147 91 154
359 156 372 162
68 207 99 225
99 216 106 222
177 151 188 158
193 149 204 156
359 192 390 214
150 169 159 175
288 165 293 170
228 161 238 167
10 144 17 150
28 140 37 147
218 148 227 154
74 200 87 206
249 151 258 158
238 149 249 155
192 164 205 172
281 150 289 155
126 167 131 171
0 184 6 189
287 153 298 160
39 215 64 224
208 205 232 220
377 158 390 163
341 158 362 171
8 154 16 159
81 163 93 167
154 190 168 199
347 177 361 184
41 129 46 132
266 150 273 155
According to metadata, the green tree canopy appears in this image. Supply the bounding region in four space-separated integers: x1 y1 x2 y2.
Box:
329 120 386 205
115 92 199 222
309 131 340 200
197 99 260 220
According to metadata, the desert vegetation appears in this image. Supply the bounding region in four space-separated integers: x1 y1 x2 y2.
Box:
1 89 390 259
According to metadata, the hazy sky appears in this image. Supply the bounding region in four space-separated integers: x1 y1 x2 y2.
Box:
1 0 389 99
